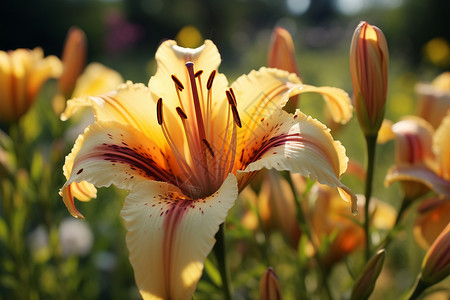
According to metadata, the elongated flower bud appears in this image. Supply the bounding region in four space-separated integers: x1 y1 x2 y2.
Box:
59 26 87 99
268 27 300 110
420 223 450 285
260 267 283 300
350 249 386 300
350 21 389 136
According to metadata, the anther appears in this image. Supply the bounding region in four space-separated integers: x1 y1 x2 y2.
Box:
195 70 203 78
206 70 216 90
231 105 242 128
171 75 184 91
229 88 237 104
202 139 215 158
226 90 235 106
157 98 163 125
176 106 187 119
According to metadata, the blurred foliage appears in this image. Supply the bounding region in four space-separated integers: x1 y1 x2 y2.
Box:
1 0 449 299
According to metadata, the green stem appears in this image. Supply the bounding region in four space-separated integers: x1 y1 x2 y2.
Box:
378 196 412 250
288 176 334 300
213 223 233 300
408 277 429 300
364 134 377 262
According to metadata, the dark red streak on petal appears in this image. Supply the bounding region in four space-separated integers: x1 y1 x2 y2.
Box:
161 197 197 295
93 144 180 186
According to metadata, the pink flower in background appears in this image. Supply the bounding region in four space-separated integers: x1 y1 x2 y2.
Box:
104 10 144 55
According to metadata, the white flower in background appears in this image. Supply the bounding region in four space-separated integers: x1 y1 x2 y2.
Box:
59 217 94 257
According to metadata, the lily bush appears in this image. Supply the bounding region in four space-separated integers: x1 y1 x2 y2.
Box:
0 22 449 300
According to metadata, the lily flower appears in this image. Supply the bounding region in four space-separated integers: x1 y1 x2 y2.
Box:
0 48 62 123
416 72 450 129
385 114 450 198
260 267 283 300
60 40 356 299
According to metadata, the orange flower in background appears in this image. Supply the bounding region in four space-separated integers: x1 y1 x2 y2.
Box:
414 197 450 249
301 180 394 267
257 170 301 248
0 48 62 123
416 72 450 129
60 39 357 299
350 21 389 136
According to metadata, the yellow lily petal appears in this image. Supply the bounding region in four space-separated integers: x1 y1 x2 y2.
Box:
61 121 180 218
71 62 123 98
434 113 450 181
62 82 173 150
121 174 238 300
238 109 357 213
149 40 228 112
295 84 353 124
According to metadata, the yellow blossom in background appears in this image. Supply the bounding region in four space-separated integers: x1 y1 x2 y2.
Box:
0 48 62 123
416 72 450 128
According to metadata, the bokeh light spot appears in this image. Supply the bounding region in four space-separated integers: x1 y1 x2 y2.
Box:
175 26 203 48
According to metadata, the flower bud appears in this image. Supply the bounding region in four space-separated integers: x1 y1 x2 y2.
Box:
260 267 283 300
268 26 299 76
350 21 389 136
420 222 450 285
350 249 386 300
268 27 300 109
58 26 87 99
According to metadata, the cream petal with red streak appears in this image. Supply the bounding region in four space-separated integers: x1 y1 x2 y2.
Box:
385 164 450 197
62 82 186 150
61 121 179 218
230 68 352 139
121 174 238 300
237 109 357 213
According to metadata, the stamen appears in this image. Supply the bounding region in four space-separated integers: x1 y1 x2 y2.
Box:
171 75 184 91
226 90 235 105
202 139 215 158
186 62 207 141
195 70 203 77
229 88 237 105
206 70 216 90
157 98 163 125
231 105 242 128
176 106 187 119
